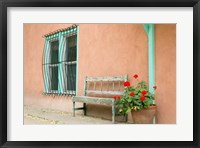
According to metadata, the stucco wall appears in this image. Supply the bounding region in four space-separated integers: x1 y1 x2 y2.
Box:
155 24 176 124
24 24 176 123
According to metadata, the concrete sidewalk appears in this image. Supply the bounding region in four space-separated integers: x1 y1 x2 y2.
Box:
24 105 126 125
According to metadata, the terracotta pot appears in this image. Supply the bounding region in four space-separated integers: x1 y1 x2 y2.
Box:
131 105 156 124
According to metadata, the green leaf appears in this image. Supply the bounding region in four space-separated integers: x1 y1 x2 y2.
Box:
134 100 141 106
119 108 123 112
127 98 132 103
126 107 132 114
134 95 140 100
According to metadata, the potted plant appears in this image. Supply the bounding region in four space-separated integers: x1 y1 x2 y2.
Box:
114 74 157 124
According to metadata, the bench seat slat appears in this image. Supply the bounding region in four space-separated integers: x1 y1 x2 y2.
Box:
73 96 114 105
86 76 126 82
86 90 124 95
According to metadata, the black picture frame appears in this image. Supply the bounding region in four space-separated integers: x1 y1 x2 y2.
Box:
0 0 199 148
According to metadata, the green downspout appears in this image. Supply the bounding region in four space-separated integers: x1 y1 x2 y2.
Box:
143 24 155 104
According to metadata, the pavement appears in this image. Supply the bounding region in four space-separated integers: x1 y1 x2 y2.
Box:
24 105 124 124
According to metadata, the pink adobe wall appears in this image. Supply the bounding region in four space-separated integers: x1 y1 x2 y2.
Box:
77 24 148 96
155 24 176 124
24 24 176 123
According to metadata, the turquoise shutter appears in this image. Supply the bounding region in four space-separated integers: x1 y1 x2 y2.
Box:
58 32 65 94
44 37 50 93
58 27 78 95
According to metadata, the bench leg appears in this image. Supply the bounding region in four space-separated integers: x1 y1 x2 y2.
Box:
73 101 75 117
125 114 128 122
112 103 115 124
83 103 86 116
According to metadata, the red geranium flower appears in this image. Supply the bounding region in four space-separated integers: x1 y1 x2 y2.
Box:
124 81 130 87
140 95 146 101
133 74 138 79
130 92 134 97
114 96 117 100
117 96 121 100
153 86 157 90
141 90 147 95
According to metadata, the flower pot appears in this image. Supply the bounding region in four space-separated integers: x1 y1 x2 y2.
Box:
131 105 156 124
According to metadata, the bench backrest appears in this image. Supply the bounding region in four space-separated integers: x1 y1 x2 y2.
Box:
83 75 128 96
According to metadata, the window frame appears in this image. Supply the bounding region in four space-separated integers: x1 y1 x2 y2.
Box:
49 39 59 93
43 25 78 96
62 34 77 95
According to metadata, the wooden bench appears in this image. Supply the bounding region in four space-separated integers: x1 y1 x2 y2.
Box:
72 75 128 123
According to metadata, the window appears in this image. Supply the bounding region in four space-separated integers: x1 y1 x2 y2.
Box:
63 35 77 95
50 40 59 92
43 25 78 96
